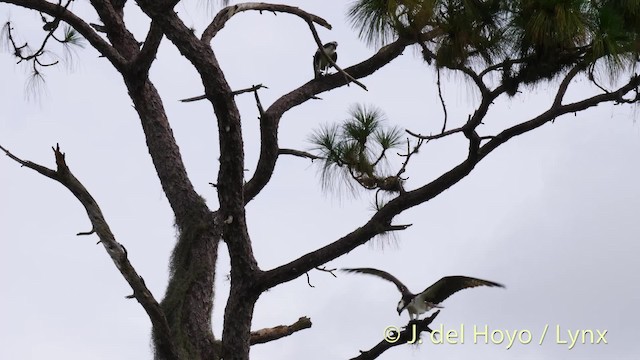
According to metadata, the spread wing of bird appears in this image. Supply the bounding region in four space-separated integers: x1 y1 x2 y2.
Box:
341 268 412 297
417 276 504 305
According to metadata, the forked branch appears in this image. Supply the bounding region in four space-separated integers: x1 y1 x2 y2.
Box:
2 0 126 68
0 144 179 359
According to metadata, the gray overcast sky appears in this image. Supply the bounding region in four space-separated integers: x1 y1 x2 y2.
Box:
1 1 639 359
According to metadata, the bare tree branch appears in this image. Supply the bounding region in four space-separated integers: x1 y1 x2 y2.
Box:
257 68 640 292
436 68 448 133
553 64 585 107
480 74 640 159
249 316 312 345
406 127 463 140
396 138 424 179
2 0 127 68
278 148 322 160
201 2 331 43
242 28 445 205
0 144 179 359
132 20 163 75
244 38 414 205
351 311 440 360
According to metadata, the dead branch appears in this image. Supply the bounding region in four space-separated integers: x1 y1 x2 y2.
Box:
350 311 440 360
242 84 268 117
180 84 268 103
250 316 312 345
396 138 424 178
406 127 463 140
315 266 337 277
76 228 96 236
436 68 448 133
386 224 412 231
232 84 267 96
305 266 338 287
3 0 126 68
305 272 314 288
0 143 178 358
179 94 207 103
278 148 322 160
202 2 331 43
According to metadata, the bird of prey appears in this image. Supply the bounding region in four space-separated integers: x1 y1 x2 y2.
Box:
341 268 504 320
313 41 338 79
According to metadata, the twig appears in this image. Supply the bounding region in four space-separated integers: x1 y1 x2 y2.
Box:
305 272 314 288
396 138 424 178
305 266 338 287
179 94 207 103
232 83 268 96
248 84 266 117
406 127 463 140
76 228 96 236
436 68 448 133
314 266 337 278
180 84 268 103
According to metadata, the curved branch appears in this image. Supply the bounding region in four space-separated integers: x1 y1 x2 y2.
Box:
0 144 179 359
2 0 127 69
243 36 418 204
552 64 585 107
202 2 331 43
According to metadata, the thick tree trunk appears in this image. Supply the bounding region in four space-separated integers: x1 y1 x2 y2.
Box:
123 76 221 359
222 285 259 360
158 225 220 360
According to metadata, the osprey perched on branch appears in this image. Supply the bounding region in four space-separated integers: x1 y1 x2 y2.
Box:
313 41 338 79
341 267 504 320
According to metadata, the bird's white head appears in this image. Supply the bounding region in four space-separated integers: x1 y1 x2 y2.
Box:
326 41 338 49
